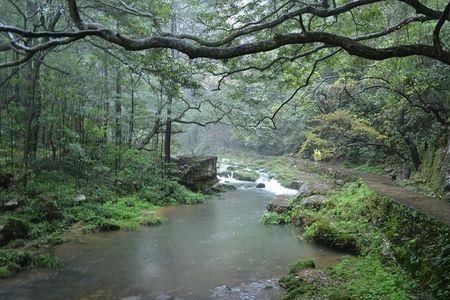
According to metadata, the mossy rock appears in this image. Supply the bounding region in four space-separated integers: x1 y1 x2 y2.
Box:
289 259 315 274
0 217 31 246
304 220 359 253
233 171 259 182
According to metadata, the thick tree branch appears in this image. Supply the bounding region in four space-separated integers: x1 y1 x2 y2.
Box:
433 0 450 52
1 0 450 68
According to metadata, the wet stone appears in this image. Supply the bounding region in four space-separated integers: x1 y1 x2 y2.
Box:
212 279 282 300
267 195 293 214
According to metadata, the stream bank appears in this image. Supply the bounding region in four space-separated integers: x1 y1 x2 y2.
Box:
223 154 449 299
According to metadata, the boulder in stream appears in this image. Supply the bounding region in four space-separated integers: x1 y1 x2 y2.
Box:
175 156 218 191
217 171 230 178
233 170 259 182
212 279 282 300
206 183 237 194
256 183 266 188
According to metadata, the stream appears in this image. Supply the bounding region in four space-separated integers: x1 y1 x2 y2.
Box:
0 165 342 300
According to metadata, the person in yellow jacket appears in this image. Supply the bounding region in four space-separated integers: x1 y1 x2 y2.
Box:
313 149 322 162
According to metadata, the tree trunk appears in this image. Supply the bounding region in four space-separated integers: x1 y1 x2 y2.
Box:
396 109 421 171
23 58 43 184
128 84 135 147
164 95 172 162
115 70 122 146
163 14 177 162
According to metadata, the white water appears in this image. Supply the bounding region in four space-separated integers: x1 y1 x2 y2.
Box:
217 160 298 196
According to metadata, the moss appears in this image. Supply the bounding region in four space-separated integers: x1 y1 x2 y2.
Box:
304 219 360 253
233 170 259 181
367 196 450 298
325 256 413 300
280 256 414 300
420 143 446 199
288 258 315 274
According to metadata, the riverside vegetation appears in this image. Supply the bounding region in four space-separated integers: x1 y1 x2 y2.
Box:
0 150 204 278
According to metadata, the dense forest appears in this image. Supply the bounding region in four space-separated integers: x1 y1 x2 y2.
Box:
0 0 449 299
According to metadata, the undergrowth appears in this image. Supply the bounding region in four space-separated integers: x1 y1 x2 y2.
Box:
280 182 420 299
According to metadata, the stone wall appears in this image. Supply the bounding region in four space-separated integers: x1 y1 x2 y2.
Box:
420 130 450 201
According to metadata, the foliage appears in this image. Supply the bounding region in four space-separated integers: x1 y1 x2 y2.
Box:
260 211 291 225
0 249 60 278
299 110 386 161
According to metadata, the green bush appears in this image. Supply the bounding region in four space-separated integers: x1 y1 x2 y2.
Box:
0 249 60 278
261 211 291 225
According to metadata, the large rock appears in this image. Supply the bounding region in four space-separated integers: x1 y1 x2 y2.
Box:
175 156 218 191
297 181 335 199
0 172 13 190
0 217 31 246
300 195 329 210
233 170 259 182
267 195 293 214
206 183 237 194
288 180 303 190
217 171 230 178
2 200 20 212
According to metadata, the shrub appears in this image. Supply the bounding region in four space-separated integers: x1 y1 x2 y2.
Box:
261 212 291 225
0 249 60 278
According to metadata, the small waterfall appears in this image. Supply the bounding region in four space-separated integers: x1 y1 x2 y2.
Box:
217 161 298 196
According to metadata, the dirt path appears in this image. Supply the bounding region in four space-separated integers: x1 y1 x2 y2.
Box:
295 159 450 227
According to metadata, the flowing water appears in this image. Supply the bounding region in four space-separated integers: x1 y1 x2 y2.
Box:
0 168 341 300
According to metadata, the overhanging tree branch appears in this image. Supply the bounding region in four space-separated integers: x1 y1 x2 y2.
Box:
1 0 450 67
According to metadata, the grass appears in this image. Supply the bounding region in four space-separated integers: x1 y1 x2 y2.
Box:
0 249 60 278
341 162 385 175
288 258 315 274
260 211 292 225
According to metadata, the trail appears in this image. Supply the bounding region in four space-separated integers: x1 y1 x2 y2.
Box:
295 159 450 227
